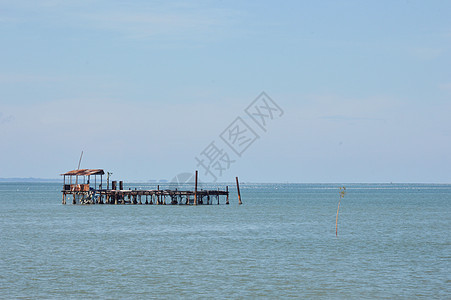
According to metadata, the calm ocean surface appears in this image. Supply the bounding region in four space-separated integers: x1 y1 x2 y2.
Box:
0 182 449 299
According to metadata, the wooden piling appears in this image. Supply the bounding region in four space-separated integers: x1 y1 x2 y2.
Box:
236 177 242 205
157 185 160 205
226 186 229 205
194 170 198 205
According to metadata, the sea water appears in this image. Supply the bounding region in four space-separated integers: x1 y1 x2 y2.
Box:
0 182 449 299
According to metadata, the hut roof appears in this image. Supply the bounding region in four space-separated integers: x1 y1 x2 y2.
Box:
61 169 105 176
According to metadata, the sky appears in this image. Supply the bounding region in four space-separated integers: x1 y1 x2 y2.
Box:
0 0 450 183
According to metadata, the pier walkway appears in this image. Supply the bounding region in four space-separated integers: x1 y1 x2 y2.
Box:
61 169 233 205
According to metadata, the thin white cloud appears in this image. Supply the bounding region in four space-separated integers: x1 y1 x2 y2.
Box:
442 29 451 38
319 115 385 122
439 82 451 92
0 0 241 40
0 74 61 83
302 93 401 123
0 16 18 23
79 4 241 41
411 47 445 60
82 11 218 38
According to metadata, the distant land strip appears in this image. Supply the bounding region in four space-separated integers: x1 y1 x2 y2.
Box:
0 178 60 182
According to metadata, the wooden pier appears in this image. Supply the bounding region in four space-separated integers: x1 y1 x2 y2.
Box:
61 169 234 205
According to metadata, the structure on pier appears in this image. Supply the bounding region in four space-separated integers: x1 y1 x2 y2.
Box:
61 169 233 205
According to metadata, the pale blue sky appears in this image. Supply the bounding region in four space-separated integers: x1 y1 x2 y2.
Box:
0 0 450 183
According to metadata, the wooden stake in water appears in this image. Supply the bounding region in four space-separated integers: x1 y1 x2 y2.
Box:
226 186 229 205
236 177 242 205
336 186 346 237
194 170 198 206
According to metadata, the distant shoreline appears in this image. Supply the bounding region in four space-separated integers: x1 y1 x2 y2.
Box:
0 179 449 185
0 178 60 183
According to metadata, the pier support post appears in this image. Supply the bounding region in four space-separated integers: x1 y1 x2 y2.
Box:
226 186 229 205
236 177 242 205
194 170 198 205
157 185 160 205
62 193 66 205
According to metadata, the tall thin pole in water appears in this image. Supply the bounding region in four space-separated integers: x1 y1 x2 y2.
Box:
336 186 346 237
226 186 229 205
236 177 242 205
194 170 198 205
